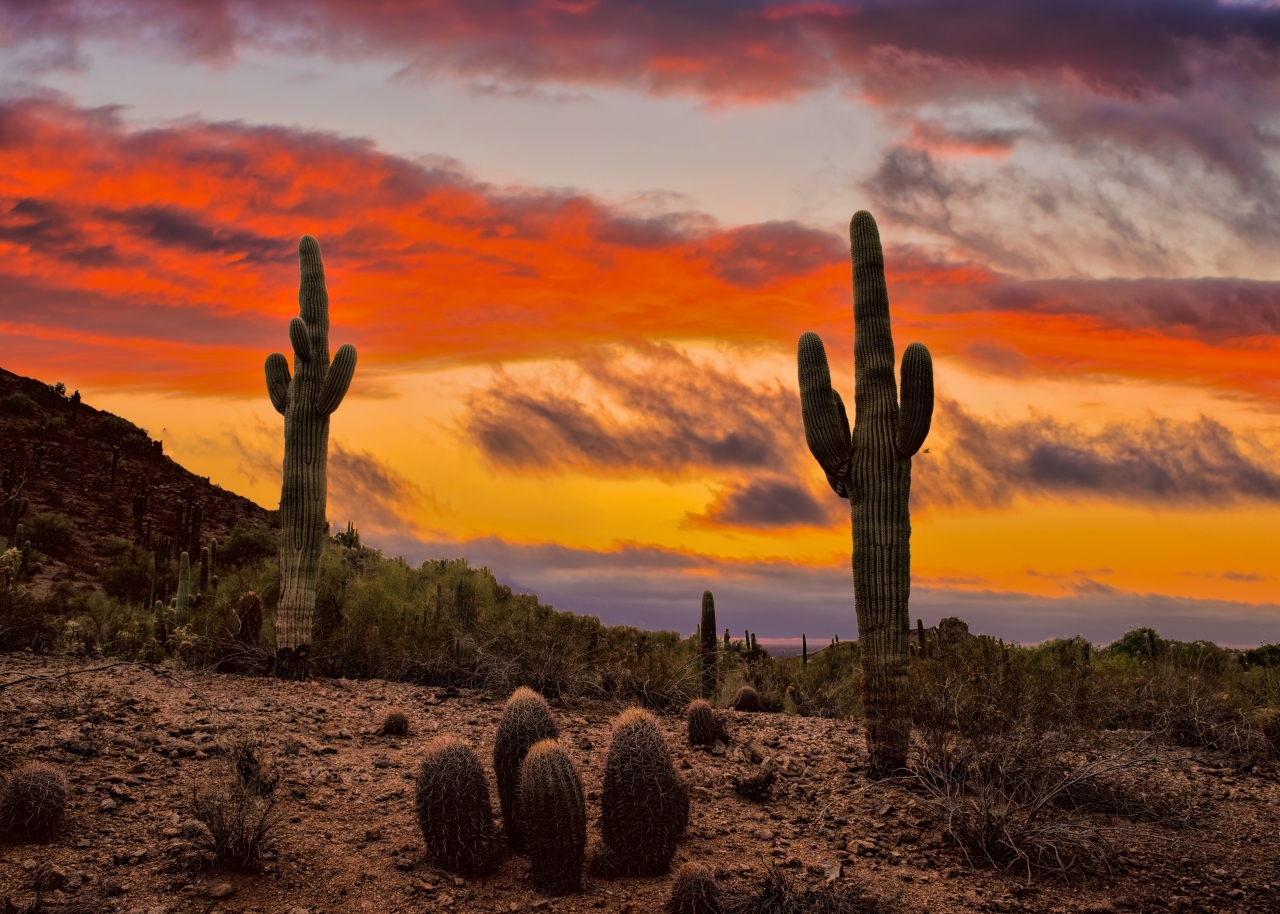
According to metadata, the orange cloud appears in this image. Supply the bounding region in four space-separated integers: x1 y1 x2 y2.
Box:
0 94 1277 407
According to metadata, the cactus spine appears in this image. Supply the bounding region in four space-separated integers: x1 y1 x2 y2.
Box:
174 551 191 627
265 236 357 679
699 590 717 698
519 739 587 894
494 687 559 854
797 210 934 776
601 707 688 875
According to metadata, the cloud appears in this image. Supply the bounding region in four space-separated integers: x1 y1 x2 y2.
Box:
327 442 449 536
358 529 1280 647
914 398 1280 511
464 344 802 477
686 477 837 530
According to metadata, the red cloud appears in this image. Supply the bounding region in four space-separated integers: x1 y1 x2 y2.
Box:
0 94 1276 404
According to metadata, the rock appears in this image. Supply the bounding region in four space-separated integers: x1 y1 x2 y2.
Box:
394 856 414 871
710 741 726 756
207 883 235 898
577 736 593 751
99 797 118 812
823 861 843 885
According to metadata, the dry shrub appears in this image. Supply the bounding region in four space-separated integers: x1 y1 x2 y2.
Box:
188 739 281 869
724 865 880 914
911 726 1161 878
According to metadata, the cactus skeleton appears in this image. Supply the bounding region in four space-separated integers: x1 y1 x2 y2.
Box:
264 236 357 679
797 210 934 776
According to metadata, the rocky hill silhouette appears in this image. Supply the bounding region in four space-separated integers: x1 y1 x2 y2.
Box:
0 366 273 597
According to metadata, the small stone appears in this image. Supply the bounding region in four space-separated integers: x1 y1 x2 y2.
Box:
710 741 726 756
394 856 414 872
578 736 593 751
823 861 843 884
99 797 118 812
207 883 235 899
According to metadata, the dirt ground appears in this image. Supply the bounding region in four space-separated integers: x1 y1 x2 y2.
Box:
0 654 1276 914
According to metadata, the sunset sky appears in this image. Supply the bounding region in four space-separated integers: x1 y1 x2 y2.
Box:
2 1 1279 646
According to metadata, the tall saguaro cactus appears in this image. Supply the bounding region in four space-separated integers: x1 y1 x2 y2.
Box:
264 236 357 679
797 211 934 776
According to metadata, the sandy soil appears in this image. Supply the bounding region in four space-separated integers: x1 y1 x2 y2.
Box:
0 655 1276 914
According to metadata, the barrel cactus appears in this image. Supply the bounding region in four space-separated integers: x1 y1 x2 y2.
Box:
797 210 933 776
699 590 717 698
494 687 559 853
414 736 496 873
153 599 168 645
730 685 761 713
519 739 586 894
666 861 721 914
0 761 68 840
264 236 357 679
686 700 727 747
601 708 688 875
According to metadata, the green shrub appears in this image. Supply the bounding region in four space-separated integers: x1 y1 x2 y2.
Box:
90 414 148 447
99 539 153 602
220 526 277 568
24 512 76 559
0 392 37 416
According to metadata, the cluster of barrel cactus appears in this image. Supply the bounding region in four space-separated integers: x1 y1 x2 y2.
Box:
414 689 692 893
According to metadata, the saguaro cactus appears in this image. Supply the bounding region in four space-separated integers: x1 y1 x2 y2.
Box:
797 210 933 776
264 236 357 679
699 590 717 698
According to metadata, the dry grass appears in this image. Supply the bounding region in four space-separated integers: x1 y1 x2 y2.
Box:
188 733 282 870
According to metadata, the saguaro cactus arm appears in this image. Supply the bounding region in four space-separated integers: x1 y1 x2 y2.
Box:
265 354 291 415
317 343 357 416
798 333 852 498
896 342 934 457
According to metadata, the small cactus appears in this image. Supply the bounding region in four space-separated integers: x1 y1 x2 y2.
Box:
382 709 410 736
519 739 586 895
730 685 761 713
686 700 727 747
494 687 559 853
666 861 721 914
0 761 68 840
175 551 191 627
153 599 168 645
235 592 263 645
601 708 689 875
699 591 717 698
414 736 496 874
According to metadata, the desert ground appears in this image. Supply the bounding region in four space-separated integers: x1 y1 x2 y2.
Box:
0 653 1276 914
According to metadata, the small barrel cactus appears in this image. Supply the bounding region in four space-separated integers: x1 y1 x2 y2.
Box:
0 761 68 840
382 709 410 736
601 708 689 875
414 736 496 874
494 687 559 853
730 685 761 713
686 700 727 747
519 739 586 895
666 861 722 914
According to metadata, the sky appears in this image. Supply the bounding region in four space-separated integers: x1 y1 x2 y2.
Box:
1 1 1279 646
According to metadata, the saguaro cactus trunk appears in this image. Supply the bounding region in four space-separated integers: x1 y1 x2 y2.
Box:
797 211 934 776
265 236 357 679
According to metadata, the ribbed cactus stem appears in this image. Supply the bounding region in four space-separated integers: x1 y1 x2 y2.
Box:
153 599 168 645
797 210 934 777
519 740 587 894
199 546 211 594
175 551 190 627
699 590 717 699
265 236 358 679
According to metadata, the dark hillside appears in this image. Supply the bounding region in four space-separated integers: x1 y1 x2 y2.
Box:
0 366 273 598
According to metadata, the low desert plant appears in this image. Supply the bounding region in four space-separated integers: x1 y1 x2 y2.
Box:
188 768 281 870
494 686 558 853
223 732 279 798
519 739 587 894
415 735 497 873
23 512 76 560
0 761 68 840
381 708 410 736
724 865 879 914
601 707 689 875
687 699 728 747
730 685 761 713
668 861 722 914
